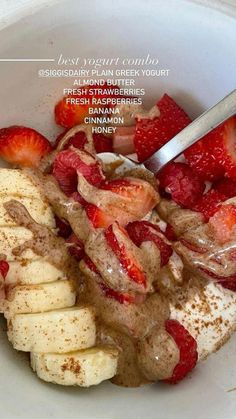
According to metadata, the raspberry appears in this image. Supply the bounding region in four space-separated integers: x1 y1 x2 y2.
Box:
192 189 226 221
157 162 205 208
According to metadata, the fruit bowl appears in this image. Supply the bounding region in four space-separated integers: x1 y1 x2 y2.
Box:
0 1 236 418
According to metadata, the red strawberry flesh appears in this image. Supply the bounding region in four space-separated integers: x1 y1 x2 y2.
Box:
105 224 147 287
134 94 191 162
127 221 173 267
164 319 198 384
52 148 104 195
0 126 51 168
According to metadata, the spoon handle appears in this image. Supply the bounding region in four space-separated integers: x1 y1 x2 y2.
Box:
143 89 236 174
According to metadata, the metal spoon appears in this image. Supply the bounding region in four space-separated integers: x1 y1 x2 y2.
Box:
103 89 236 175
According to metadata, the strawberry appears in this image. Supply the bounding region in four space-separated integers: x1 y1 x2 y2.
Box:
134 94 191 162
55 96 90 128
99 282 135 304
0 261 9 279
100 177 159 224
214 116 236 179
83 254 100 274
55 83 120 129
164 223 177 241
184 116 236 181
0 260 9 300
66 233 84 261
113 126 135 155
127 221 172 267
85 203 114 229
213 177 236 199
164 319 198 384
55 130 113 153
208 204 236 244
104 223 147 288
157 162 205 208
52 148 105 195
83 255 135 303
0 126 51 168
192 189 226 221
179 238 207 254
55 216 72 239
199 268 236 292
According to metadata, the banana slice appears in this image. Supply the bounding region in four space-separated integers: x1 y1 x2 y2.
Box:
170 281 236 360
4 280 76 317
0 226 36 261
0 169 43 199
7 306 96 353
6 259 66 286
0 195 55 228
31 346 118 386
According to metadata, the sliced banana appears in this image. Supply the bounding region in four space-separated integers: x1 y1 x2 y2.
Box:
0 195 55 228
0 169 43 199
7 306 96 353
0 226 36 261
4 280 76 317
31 346 118 386
6 259 66 286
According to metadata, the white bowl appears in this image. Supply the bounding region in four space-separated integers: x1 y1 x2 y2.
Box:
0 1 236 418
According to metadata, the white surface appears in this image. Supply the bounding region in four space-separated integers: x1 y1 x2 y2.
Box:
0 1 236 418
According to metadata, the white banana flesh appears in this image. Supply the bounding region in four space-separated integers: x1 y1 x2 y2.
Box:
6 259 66 286
7 306 96 353
0 168 118 386
0 169 43 199
4 280 76 317
31 346 118 386
0 194 55 228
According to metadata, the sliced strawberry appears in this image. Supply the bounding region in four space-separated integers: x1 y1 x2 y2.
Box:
55 83 120 129
200 268 236 292
208 204 236 244
55 130 87 150
55 96 90 128
184 116 236 181
70 191 87 206
83 255 135 303
213 178 236 199
113 126 135 155
127 221 172 267
215 116 236 179
55 215 72 239
99 282 135 304
93 133 113 153
0 261 9 279
104 223 147 288
179 238 207 254
66 233 84 261
85 203 114 229
83 254 100 274
164 319 198 384
0 260 9 300
164 223 177 241
52 148 105 195
134 94 191 162
0 126 51 168
192 189 226 221
100 177 159 223
55 130 113 154
157 162 205 208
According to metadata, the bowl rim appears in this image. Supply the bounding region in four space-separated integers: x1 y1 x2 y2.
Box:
0 0 235 32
